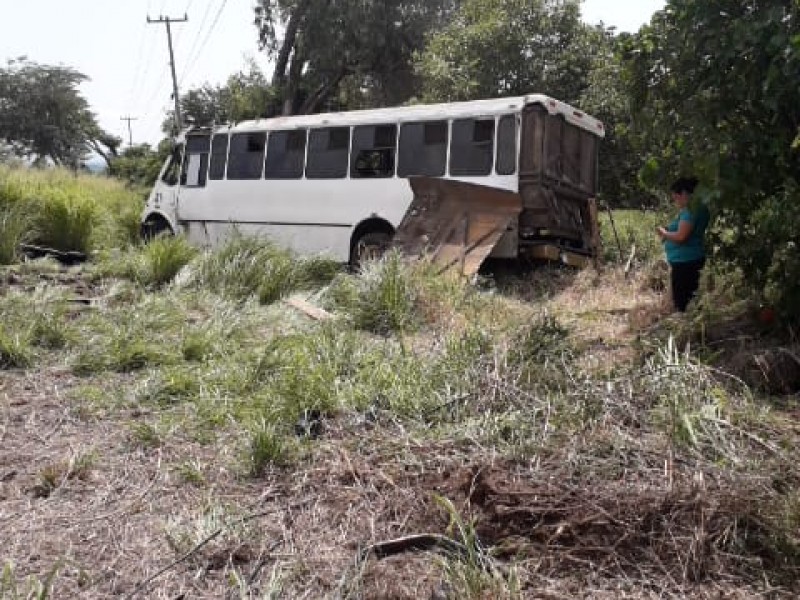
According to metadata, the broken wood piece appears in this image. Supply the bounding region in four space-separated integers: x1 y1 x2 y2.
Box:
284 296 332 321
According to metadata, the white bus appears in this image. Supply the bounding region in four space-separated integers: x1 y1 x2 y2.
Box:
142 93 604 266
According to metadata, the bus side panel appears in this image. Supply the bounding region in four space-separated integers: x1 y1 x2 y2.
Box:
176 179 413 259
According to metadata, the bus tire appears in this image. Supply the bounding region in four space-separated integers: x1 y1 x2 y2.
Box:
141 216 174 241
350 231 392 269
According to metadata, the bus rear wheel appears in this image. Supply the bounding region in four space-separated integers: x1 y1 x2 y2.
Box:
350 231 392 269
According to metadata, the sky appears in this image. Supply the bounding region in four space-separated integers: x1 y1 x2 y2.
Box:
0 0 666 149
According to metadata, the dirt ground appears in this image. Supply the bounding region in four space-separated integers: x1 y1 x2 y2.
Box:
1 264 798 599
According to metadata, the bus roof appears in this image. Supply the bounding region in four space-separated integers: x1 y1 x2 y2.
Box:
186 94 605 139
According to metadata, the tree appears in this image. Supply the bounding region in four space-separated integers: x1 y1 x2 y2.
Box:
108 142 170 188
254 0 462 115
622 0 800 315
163 62 279 134
414 0 608 106
0 59 120 167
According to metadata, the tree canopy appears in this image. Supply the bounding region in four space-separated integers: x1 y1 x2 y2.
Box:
0 59 120 167
254 0 462 115
414 0 607 105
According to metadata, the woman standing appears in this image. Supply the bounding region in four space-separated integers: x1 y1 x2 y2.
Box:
657 177 710 312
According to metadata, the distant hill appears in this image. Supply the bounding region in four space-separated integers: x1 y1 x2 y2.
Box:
84 156 107 173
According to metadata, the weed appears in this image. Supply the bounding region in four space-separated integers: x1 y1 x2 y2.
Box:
1 560 60 600
138 368 202 405
33 190 97 254
175 460 206 486
32 452 97 498
133 235 197 288
129 422 162 449
247 421 291 475
435 495 519 599
0 202 33 264
336 251 419 334
0 327 33 369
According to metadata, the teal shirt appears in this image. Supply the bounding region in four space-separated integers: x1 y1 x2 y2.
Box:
664 205 709 264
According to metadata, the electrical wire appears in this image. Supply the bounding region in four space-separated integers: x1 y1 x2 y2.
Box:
177 0 217 87
179 0 229 86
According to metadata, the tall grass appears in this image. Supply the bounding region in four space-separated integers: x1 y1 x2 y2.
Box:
0 165 144 257
190 236 339 304
97 235 197 288
325 251 470 335
0 202 32 264
600 208 667 264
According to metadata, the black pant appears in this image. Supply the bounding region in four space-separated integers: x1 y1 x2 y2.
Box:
670 258 705 312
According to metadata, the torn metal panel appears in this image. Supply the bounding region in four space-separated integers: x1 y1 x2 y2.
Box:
393 177 522 277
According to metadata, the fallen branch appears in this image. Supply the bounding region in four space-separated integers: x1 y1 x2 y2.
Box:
359 533 468 561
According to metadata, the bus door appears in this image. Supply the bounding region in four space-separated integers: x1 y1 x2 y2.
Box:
147 143 183 229
175 133 212 244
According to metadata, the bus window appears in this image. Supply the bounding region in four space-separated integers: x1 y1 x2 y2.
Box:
306 127 350 179
496 115 517 175
180 134 210 187
161 144 183 186
209 134 229 180
397 120 447 177
265 130 307 179
351 124 397 178
227 132 266 180
449 118 494 176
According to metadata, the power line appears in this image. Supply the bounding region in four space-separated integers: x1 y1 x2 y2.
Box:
177 0 218 87
180 0 229 87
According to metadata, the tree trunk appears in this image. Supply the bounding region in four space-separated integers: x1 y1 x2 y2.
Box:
299 66 348 115
271 0 313 88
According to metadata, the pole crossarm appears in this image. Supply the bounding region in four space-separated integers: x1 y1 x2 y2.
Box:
147 14 188 133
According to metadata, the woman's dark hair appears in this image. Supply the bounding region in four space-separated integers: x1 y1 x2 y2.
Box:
670 176 699 194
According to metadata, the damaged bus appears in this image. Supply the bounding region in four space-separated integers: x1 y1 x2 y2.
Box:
141 94 604 274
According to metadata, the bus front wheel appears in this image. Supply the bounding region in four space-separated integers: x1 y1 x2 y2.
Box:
141 216 174 241
350 231 392 269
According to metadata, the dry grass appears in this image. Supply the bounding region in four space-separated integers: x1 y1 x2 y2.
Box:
1 256 798 599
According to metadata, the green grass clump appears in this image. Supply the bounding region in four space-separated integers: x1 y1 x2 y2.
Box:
70 295 183 375
112 235 197 288
0 202 33 264
247 422 292 475
191 236 339 304
0 327 34 369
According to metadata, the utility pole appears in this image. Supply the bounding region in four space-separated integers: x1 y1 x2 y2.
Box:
120 115 138 147
147 14 188 133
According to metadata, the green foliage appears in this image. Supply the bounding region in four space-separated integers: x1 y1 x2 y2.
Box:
167 62 279 132
247 421 291 475
415 0 608 105
254 0 460 114
0 58 120 167
600 208 666 264
0 201 32 264
108 143 168 188
622 0 800 317
1 560 60 600
119 235 197 288
0 165 145 256
191 235 339 304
